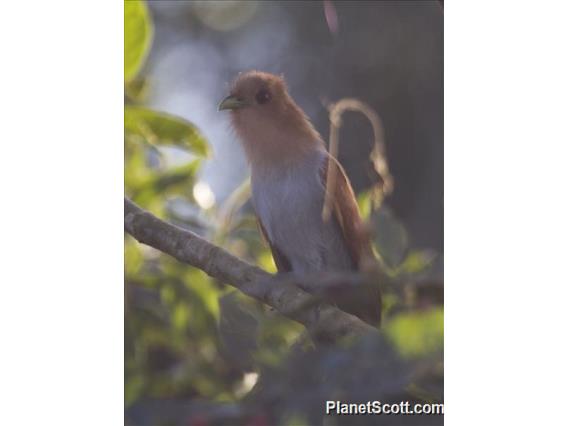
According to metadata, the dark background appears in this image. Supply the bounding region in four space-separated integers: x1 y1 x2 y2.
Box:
145 0 443 252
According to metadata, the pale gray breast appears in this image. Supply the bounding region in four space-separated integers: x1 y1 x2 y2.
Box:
251 149 353 273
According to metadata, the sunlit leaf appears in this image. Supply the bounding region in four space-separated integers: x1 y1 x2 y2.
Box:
125 0 153 82
125 373 145 405
372 205 409 269
357 190 373 220
125 236 144 277
257 250 277 273
398 250 438 275
184 269 220 321
125 106 210 157
172 302 189 331
381 293 399 318
125 77 151 103
124 136 151 192
384 308 444 358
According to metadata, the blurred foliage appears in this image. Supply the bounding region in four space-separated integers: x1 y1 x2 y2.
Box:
124 0 153 82
125 106 210 157
124 2 443 425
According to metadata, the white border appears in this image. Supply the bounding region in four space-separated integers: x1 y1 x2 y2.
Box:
445 1 568 424
0 2 123 425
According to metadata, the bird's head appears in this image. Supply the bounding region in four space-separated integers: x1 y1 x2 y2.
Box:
219 71 322 169
218 71 287 115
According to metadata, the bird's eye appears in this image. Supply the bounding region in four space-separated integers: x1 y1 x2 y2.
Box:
255 88 271 105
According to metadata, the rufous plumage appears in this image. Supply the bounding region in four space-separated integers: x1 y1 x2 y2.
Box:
219 71 381 325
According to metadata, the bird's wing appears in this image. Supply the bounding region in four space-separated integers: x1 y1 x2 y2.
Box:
319 154 374 268
319 154 382 325
257 219 292 272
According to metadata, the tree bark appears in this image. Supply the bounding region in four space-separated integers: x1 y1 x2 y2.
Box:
124 198 377 342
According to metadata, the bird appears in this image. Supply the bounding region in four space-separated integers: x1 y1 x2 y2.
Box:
218 71 381 325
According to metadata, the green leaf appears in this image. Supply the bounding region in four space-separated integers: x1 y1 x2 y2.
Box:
125 106 210 157
183 268 220 321
125 0 153 82
125 77 150 103
124 373 145 405
172 302 189 331
384 308 444 358
397 250 438 275
372 205 409 269
357 190 373 220
125 236 144 278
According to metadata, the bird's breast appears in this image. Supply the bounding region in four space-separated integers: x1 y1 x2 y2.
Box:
251 149 352 273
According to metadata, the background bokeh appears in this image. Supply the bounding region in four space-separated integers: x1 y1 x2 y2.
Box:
125 1 443 425
144 0 443 251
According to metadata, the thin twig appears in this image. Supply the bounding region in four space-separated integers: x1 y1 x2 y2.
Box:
322 98 394 221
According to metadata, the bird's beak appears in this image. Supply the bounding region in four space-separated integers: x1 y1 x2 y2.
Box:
218 95 249 111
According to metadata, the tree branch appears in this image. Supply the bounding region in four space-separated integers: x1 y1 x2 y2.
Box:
124 198 377 342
